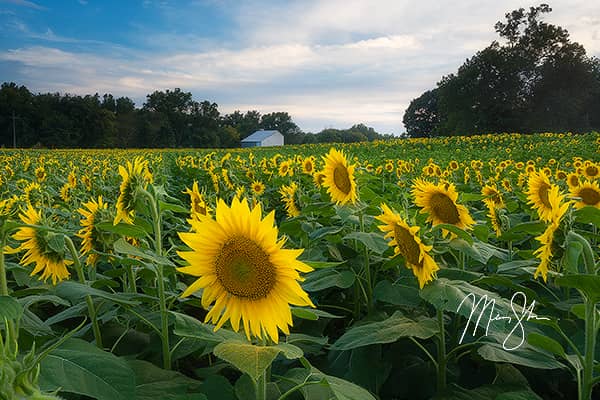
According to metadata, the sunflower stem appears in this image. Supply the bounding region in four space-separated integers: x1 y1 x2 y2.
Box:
140 187 171 370
0 232 9 296
126 264 137 293
359 209 373 314
64 235 102 349
581 297 597 400
436 308 447 393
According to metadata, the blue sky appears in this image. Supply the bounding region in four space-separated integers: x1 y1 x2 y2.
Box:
1 0 599 135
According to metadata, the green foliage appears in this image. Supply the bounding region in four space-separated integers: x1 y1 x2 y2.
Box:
403 4 600 137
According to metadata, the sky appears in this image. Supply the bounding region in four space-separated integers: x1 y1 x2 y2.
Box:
1 0 599 135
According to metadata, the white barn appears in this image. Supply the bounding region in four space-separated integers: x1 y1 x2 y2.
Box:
241 130 284 147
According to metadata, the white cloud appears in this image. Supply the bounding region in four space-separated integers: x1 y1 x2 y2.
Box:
2 0 600 135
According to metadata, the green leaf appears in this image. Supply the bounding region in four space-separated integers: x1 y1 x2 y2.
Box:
562 240 583 274
431 224 473 244
113 238 175 267
303 260 346 269
343 231 389 254
54 281 140 306
129 360 206 400
310 366 377 400
309 226 344 240
331 312 438 350
498 221 545 241
291 307 343 320
527 332 566 358
46 232 65 255
213 341 282 381
573 206 600 227
0 296 23 320
477 343 563 370
172 312 245 345
234 374 256 400
496 259 539 274
39 338 135 400
96 222 148 238
302 268 355 291
158 200 189 214
373 280 421 307
555 274 600 302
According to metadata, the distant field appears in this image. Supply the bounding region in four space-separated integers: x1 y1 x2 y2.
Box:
1 131 599 399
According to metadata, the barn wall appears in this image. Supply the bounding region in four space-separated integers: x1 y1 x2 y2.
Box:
261 133 284 146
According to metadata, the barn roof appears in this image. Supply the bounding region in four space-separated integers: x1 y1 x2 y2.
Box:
241 130 282 142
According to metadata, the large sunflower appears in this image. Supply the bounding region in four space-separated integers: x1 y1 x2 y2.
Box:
11 205 72 284
77 196 108 266
412 179 474 236
533 186 570 281
570 180 600 209
322 148 357 205
114 157 152 225
177 197 314 343
376 204 439 288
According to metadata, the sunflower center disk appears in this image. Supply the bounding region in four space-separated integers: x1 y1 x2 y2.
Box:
215 236 276 300
586 166 598 177
429 193 460 224
538 183 552 208
579 188 600 205
333 165 351 194
393 225 422 267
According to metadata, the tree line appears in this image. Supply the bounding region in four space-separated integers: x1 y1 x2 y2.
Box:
403 4 600 137
0 84 392 148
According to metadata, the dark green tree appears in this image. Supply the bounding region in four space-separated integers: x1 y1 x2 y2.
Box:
403 3 600 136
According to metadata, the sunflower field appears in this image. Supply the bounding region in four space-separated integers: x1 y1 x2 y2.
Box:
0 132 600 400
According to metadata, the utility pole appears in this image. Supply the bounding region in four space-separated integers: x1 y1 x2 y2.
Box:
10 110 22 148
12 110 16 148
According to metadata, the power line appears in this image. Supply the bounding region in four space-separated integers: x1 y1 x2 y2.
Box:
10 110 22 148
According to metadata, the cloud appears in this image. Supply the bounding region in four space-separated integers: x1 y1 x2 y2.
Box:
2 0 599 134
2 0 45 10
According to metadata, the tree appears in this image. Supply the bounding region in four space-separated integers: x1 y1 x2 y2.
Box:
403 89 440 137
403 3 600 136
143 88 195 147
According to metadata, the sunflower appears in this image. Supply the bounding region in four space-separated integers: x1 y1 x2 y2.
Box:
570 180 600 209
482 184 504 236
68 171 77 188
278 160 293 177
78 196 108 266
302 157 315 175
567 173 580 189
177 197 314 343
251 180 265 196
322 148 357 205
11 205 72 284
533 186 570 281
412 179 474 236
59 183 71 202
114 157 152 225
376 204 439 288
184 181 211 219
482 184 504 209
526 170 557 222
279 182 300 218
313 171 326 187
35 166 46 182
582 162 599 180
